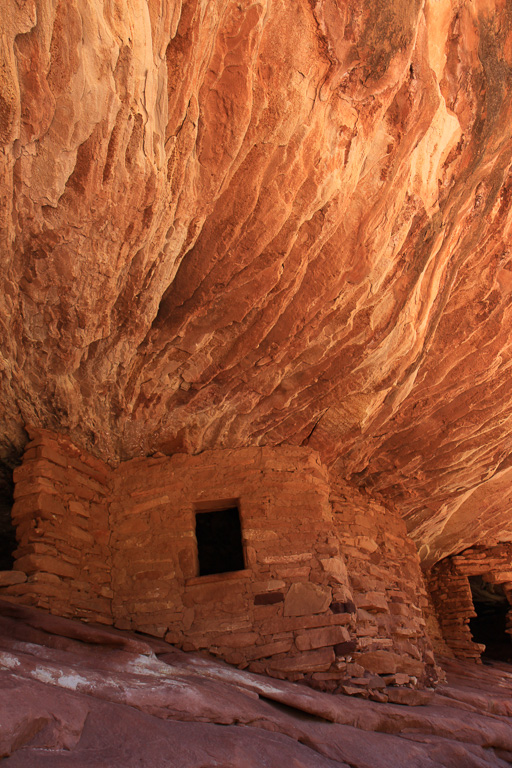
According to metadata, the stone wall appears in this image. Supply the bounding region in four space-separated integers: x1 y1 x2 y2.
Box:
2 428 112 623
329 482 438 691
110 446 357 685
0 430 437 694
428 543 512 659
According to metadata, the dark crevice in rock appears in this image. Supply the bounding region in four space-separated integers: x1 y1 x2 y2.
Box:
257 695 332 723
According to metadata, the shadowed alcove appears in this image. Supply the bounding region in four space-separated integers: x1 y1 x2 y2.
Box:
0 481 16 571
195 505 245 577
469 576 512 663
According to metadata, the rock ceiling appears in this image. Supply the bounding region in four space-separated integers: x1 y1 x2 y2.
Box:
2 0 512 565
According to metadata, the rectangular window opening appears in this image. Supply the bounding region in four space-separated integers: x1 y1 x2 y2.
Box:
195 504 245 577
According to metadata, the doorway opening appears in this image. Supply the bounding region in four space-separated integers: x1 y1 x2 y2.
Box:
469 576 512 662
195 505 245 577
0 477 16 571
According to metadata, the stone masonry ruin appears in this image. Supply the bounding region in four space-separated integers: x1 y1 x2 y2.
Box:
428 544 512 663
4 1 512 761
0 427 438 696
6 427 512 697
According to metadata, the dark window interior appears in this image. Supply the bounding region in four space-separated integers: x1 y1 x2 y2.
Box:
469 575 512 662
195 506 245 577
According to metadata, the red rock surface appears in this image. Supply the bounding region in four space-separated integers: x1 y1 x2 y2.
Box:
1 600 512 767
2 2 512 565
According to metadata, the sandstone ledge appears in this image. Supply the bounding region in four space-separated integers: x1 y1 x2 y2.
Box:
1 600 512 767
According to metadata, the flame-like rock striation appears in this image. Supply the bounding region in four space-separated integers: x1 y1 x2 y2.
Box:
2 0 512 564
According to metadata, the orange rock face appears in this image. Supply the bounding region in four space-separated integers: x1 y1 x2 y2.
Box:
2 1 512 563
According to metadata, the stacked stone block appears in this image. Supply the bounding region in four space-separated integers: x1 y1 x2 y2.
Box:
1 428 112 623
330 483 437 693
110 447 357 686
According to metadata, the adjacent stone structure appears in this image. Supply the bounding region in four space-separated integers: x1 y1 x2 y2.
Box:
428 543 512 660
8 431 112 622
0 428 438 693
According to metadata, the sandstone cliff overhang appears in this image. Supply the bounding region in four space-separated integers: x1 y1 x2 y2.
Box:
2 2 512 563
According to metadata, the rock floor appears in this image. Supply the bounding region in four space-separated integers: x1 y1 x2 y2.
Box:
1 600 512 767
